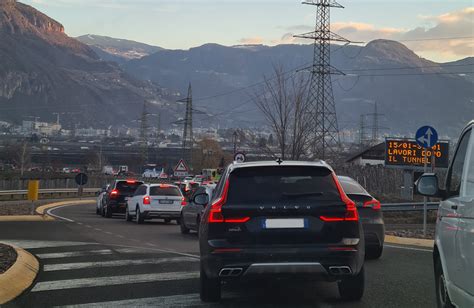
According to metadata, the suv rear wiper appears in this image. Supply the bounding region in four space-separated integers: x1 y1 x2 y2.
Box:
282 192 323 198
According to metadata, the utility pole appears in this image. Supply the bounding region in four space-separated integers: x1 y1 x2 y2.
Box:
181 84 193 165
295 0 351 160
140 101 149 164
233 130 238 156
359 114 367 146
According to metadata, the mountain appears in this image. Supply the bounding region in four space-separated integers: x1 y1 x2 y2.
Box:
76 34 163 63
0 0 169 127
440 57 474 83
123 40 474 136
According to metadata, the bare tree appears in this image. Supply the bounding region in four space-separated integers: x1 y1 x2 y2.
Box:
1 141 31 176
253 66 313 160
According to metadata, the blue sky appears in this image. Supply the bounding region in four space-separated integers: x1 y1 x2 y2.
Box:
23 0 473 62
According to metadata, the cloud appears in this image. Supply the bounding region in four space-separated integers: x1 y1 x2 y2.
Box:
275 7 473 61
238 37 264 45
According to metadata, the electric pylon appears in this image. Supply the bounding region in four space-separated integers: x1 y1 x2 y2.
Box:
294 0 350 160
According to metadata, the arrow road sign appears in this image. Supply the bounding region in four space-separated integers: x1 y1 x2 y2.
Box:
234 152 246 163
416 126 438 149
75 173 88 186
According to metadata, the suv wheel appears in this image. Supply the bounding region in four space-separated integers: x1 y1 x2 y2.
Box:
104 205 112 218
200 264 221 302
125 207 132 222
435 257 454 308
136 206 144 224
180 215 190 234
366 245 383 260
338 266 365 301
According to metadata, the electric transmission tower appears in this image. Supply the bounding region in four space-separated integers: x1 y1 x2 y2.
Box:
294 0 351 160
366 101 387 144
181 84 193 164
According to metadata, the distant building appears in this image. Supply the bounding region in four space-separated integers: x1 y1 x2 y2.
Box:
22 120 61 136
346 142 385 166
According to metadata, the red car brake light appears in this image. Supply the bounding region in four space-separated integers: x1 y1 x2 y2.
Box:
126 180 136 184
363 199 381 210
143 195 150 205
110 189 119 198
181 197 187 206
319 173 359 222
208 180 250 223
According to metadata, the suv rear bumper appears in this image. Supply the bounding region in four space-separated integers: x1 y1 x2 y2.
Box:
201 245 364 280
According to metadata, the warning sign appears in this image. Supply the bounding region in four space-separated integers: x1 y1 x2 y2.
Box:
385 138 449 169
174 159 189 177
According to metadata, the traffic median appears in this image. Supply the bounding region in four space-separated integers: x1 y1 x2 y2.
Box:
0 243 39 304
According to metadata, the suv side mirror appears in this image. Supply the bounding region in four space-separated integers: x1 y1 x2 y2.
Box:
415 174 441 197
193 193 209 206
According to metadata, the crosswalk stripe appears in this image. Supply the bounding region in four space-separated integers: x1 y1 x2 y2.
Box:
55 294 204 307
2 240 95 249
31 271 199 292
43 256 198 271
37 249 113 259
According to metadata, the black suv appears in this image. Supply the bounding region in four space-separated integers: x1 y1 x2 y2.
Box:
197 161 365 302
102 179 144 218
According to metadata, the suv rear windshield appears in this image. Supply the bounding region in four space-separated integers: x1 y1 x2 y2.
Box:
226 166 341 204
149 186 181 196
115 181 143 193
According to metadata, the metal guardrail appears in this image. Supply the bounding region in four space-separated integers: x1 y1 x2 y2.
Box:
0 188 439 211
381 202 439 212
0 188 100 200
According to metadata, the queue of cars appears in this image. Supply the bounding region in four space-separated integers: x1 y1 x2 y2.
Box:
93 120 474 307
95 167 385 302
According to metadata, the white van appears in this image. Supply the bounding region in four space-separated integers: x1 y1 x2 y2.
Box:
417 120 474 308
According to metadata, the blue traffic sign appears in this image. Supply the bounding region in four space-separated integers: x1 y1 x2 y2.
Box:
416 126 438 149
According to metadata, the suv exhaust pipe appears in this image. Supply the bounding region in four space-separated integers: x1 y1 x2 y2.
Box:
328 266 352 275
219 268 243 277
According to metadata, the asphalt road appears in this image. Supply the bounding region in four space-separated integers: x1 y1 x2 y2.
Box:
1 203 436 308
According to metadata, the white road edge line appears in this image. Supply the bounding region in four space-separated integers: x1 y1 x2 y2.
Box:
31 271 199 292
384 244 432 252
47 205 75 222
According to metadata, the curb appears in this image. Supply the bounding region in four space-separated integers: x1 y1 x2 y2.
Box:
0 200 95 222
0 244 39 304
385 235 434 248
36 199 95 216
0 216 54 222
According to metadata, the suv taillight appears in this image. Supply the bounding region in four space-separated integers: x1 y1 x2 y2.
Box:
208 180 250 223
319 174 359 222
110 189 118 198
363 199 381 210
181 197 187 206
143 195 150 205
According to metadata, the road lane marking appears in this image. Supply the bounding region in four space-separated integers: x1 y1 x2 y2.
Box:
384 244 432 252
93 228 102 232
36 250 113 259
46 206 75 222
43 257 198 271
31 271 199 292
55 294 203 307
